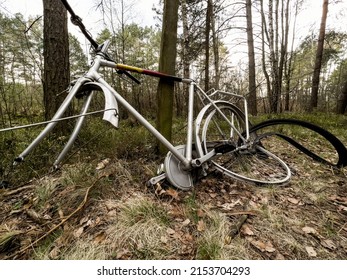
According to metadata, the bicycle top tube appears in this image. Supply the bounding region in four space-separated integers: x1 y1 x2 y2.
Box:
115 63 192 84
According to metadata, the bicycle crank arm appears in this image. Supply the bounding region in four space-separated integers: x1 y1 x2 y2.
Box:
191 142 239 168
147 173 166 186
191 149 216 167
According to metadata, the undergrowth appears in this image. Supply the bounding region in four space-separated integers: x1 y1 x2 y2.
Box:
0 112 346 260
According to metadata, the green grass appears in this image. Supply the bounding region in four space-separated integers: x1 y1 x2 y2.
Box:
119 198 170 227
1 112 346 260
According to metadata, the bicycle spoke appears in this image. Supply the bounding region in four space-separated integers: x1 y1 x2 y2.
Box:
197 103 291 185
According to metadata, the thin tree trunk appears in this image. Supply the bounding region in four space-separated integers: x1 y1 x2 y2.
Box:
246 0 257 115
310 0 329 111
284 0 299 111
181 0 190 116
260 0 271 112
337 80 347 114
156 0 179 155
204 0 213 91
211 6 220 90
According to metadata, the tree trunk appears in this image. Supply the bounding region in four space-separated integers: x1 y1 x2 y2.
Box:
43 0 70 126
211 6 220 90
310 0 329 111
156 0 179 155
284 0 299 111
181 0 190 116
204 0 213 91
246 0 257 115
260 0 271 113
337 80 347 114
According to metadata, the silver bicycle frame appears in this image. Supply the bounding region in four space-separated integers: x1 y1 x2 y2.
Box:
15 50 195 170
15 40 251 171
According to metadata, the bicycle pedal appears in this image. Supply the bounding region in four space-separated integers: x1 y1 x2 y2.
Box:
147 173 166 186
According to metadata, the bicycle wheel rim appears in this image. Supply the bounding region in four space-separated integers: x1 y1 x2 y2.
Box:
201 105 291 185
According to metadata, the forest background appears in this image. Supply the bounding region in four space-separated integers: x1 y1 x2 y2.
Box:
1 0 347 123
0 0 347 261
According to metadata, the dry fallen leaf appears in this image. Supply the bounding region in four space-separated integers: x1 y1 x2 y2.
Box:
197 220 206 232
251 240 266 251
93 232 106 244
320 239 337 250
58 209 65 219
275 252 285 260
74 226 84 238
184 233 194 242
287 197 299 205
154 184 165 196
160 236 168 244
221 199 242 210
166 188 179 200
96 158 110 170
79 216 89 225
166 228 175 235
241 224 255 236
26 209 43 224
305 246 317 257
209 193 217 198
49 246 60 260
265 241 276 253
251 240 276 253
197 209 205 218
182 219 191 227
302 226 317 234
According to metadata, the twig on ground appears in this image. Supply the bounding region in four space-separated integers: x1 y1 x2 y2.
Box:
5 175 105 259
1 185 35 197
229 214 248 239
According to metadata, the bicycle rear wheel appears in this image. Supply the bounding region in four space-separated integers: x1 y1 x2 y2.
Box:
198 103 291 185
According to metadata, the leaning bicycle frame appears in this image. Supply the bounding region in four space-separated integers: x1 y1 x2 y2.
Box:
14 40 250 172
13 0 293 190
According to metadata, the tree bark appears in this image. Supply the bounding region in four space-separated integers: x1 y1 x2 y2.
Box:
180 0 190 116
204 0 213 91
260 0 271 112
284 0 299 111
246 0 257 115
156 0 179 155
336 80 347 114
310 0 329 111
43 0 70 126
211 6 220 90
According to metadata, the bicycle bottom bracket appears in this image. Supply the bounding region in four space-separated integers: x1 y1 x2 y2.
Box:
164 145 193 190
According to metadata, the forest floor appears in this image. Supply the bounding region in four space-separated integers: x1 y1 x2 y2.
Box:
0 113 347 260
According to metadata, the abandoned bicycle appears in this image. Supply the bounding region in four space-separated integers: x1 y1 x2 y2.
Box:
9 0 347 190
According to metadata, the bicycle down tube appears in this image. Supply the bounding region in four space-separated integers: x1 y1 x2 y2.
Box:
15 48 198 170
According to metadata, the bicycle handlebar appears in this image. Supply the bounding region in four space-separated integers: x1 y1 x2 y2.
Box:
60 0 143 84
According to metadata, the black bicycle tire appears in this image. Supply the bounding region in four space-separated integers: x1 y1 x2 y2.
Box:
249 118 347 168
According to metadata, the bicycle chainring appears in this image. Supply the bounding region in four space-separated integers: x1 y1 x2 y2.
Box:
164 145 193 190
